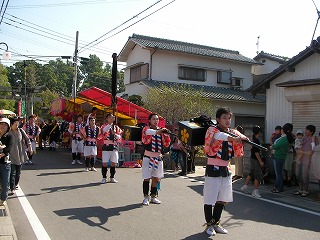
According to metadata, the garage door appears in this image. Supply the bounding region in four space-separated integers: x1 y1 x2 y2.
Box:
292 102 320 133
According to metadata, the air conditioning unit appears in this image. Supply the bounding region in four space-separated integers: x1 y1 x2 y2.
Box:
230 78 243 90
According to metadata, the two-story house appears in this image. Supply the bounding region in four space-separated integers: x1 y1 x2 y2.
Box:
118 34 266 129
250 38 320 143
252 51 289 86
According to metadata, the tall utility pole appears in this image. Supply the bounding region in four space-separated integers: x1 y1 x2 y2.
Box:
23 61 27 117
111 53 118 116
72 31 79 115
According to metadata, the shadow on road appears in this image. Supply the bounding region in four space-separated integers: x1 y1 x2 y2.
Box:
54 203 142 231
41 182 101 193
37 170 85 177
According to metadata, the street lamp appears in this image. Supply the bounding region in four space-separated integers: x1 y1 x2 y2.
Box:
0 42 11 60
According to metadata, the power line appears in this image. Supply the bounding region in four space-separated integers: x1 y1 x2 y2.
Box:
0 0 9 25
4 13 115 54
79 0 163 52
0 46 51 63
0 0 5 19
3 19 112 56
81 0 176 52
7 0 141 9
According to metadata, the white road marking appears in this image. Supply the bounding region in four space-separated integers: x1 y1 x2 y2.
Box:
234 190 320 217
15 188 51 240
166 171 320 217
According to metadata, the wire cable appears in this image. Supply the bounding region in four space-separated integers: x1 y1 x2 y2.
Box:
0 0 9 26
79 0 163 52
80 0 175 52
4 13 115 54
7 0 141 9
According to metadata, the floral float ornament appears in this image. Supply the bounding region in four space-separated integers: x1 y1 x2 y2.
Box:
180 128 189 144
125 129 131 140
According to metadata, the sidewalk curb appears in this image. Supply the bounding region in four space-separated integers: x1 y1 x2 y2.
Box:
0 203 18 240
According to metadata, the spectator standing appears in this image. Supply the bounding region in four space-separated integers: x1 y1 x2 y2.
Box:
270 125 282 144
310 131 320 200
240 125 264 198
68 115 84 164
283 130 295 187
86 107 98 126
8 117 31 195
38 119 47 150
170 128 189 174
232 125 244 181
294 130 304 164
294 125 316 197
48 120 60 151
186 145 196 174
18 117 26 128
22 115 41 165
0 116 13 206
270 123 294 193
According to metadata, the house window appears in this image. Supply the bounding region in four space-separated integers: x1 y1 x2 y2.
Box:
130 64 149 83
217 71 232 84
178 66 206 81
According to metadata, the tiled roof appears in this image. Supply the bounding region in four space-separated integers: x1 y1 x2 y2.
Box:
128 34 258 64
249 39 319 94
140 80 265 103
254 51 289 64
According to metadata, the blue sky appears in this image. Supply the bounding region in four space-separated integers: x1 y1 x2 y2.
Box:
0 0 319 67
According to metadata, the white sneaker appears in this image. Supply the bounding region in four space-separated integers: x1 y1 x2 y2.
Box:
252 189 261 198
109 178 118 183
240 185 248 194
100 178 107 184
0 200 6 206
150 197 161 204
213 223 228 234
76 160 82 165
71 160 76 165
90 167 97 172
205 225 216 236
84 168 89 172
142 197 149 205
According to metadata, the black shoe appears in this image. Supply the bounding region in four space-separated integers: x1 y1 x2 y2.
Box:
178 172 186 176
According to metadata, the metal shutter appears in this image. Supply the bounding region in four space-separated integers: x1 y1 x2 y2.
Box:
292 102 320 133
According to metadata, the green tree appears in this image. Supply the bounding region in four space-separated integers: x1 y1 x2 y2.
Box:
144 84 217 124
127 94 144 106
0 64 15 110
79 54 125 93
33 89 59 118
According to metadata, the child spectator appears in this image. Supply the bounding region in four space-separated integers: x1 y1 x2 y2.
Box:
270 125 282 144
294 130 304 164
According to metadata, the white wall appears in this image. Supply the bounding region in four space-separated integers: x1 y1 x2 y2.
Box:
252 58 282 75
265 53 320 142
123 45 150 85
123 47 254 90
151 50 253 89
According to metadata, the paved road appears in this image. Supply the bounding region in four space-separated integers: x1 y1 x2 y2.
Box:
6 149 320 240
